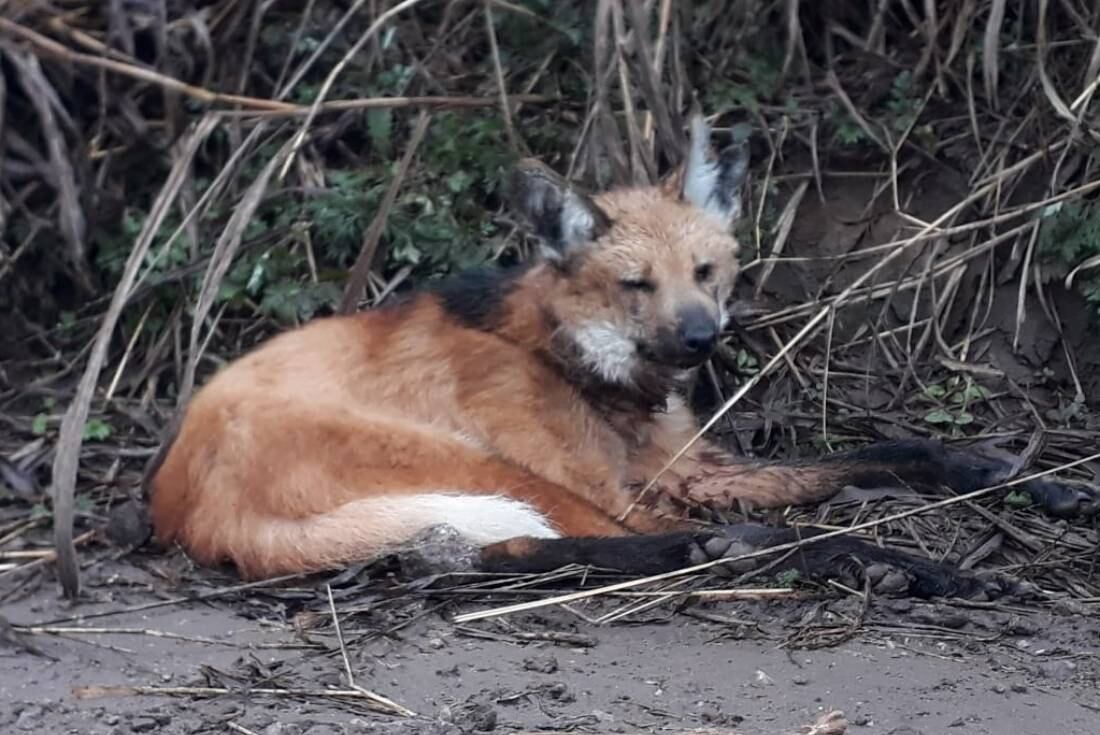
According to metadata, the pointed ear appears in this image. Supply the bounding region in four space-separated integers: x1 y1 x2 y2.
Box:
509 158 611 262
679 115 750 230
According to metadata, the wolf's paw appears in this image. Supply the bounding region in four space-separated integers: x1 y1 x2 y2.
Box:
688 523 1021 601
940 443 1099 519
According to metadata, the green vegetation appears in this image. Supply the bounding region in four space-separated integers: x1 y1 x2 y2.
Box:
920 377 991 432
73 4 594 331
1038 201 1100 319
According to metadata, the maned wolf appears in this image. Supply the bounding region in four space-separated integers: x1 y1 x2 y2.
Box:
146 115 1092 597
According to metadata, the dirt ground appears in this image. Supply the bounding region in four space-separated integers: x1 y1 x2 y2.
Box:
2 551 1099 735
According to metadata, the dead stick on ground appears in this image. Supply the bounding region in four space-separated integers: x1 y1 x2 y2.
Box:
215 93 555 118
28 574 305 627
0 18 294 109
227 724 262 735
325 584 416 717
509 709 848 735
0 529 96 582
73 685 413 706
338 110 431 313
454 453 1100 623
12 625 316 649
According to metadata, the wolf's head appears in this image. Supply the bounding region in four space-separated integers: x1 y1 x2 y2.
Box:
511 115 749 387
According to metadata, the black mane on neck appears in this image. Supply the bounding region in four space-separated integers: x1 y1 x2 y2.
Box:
432 262 533 331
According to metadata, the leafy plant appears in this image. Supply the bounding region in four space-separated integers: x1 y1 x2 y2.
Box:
1037 201 1100 320
30 397 56 436
833 114 869 147
83 418 113 441
884 71 920 132
734 348 760 376
775 568 802 587
920 377 990 430
1003 490 1033 508
704 52 785 115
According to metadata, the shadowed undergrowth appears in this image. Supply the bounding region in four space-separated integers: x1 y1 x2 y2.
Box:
0 1 1098 602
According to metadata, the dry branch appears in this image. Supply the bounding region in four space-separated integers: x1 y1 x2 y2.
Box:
48 115 220 598
0 17 554 115
339 110 431 314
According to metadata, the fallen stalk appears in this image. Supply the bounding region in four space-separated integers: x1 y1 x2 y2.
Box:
73 684 410 711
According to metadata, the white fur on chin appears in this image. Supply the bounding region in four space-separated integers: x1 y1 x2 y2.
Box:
571 321 638 384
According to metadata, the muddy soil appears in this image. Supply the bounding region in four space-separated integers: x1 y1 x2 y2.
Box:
2 555 1099 735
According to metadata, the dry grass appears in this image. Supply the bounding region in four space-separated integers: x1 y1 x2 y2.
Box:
0 1 1098 611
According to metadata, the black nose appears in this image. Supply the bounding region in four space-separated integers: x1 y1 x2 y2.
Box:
678 309 718 355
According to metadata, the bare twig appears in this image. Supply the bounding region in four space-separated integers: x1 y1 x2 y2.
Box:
338 110 431 314
47 116 220 598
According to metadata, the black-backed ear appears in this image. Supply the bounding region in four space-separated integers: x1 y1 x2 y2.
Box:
509 158 612 262
680 115 750 230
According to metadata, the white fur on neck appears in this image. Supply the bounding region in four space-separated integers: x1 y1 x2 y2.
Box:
572 321 637 384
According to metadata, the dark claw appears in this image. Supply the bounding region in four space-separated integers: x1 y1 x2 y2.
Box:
943 445 1099 519
865 563 911 596
1021 479 1100 519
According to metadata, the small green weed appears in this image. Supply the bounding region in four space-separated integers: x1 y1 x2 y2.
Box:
83 418 113 442
1037 201 1100 321
775 568 802 587
920 376 990 431
825 70 933 150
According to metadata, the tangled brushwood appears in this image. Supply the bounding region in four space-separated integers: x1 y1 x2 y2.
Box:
0 2 1098 600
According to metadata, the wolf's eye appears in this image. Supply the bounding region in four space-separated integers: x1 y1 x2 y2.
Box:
620 278 656 293
695 263 714 282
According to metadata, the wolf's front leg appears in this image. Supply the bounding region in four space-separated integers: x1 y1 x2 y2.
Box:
669 438 1097 518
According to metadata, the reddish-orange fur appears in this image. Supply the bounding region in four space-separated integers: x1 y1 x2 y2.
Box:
148 118 1009 583
149 286 770 578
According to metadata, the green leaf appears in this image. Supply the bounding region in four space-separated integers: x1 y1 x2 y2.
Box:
776 569 801 586
446 171 473 194
958 383 989 403
367 109 393 158
31 413 49 435
83 419 112 442
923 409 955 425
75 494 97 514
924 384 946 399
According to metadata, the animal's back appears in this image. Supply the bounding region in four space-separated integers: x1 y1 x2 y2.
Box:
147 295 592 578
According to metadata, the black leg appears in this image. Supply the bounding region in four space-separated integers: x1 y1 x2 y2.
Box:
689 523 1016 600
478 533 708 576
478 524 1015 600
823 439 1098 518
